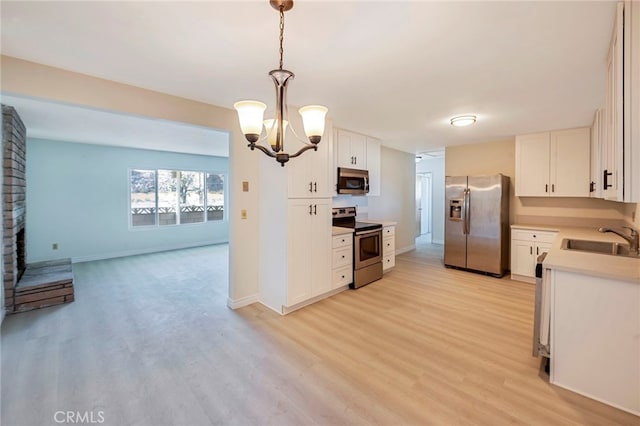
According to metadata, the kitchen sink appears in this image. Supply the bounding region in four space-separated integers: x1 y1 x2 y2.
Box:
561 238 637 257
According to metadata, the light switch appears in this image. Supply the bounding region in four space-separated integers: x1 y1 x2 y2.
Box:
241 209 247 219
242 181 249 192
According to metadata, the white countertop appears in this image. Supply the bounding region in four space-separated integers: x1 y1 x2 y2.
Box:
332 226 354 236
511 224 640 282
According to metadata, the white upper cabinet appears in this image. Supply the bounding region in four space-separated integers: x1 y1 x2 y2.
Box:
550 128 591 197
515 127 590 197
334 128 382 196
287 119 333 198
366 136 381 196
590 109 604 198
601 1 639 203
515 132 550 197
336 129 367 169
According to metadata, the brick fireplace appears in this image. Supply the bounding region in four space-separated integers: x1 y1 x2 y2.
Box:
3 105 75 314
3 105 27 312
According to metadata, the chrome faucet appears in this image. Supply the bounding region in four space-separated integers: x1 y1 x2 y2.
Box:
598 226 639 255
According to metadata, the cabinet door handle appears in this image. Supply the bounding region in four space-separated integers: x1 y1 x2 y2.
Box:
530 246 533 255
313 204 317 215
341 275 345 279
536 247 539 255
603 169 613 189
545 184 548 193
313 182 317 192
590 181 595 192
341 255 345 259
551 184 555 193
309 182 313 192
309 205 313 215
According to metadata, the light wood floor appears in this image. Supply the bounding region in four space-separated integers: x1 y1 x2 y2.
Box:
2 243 637 425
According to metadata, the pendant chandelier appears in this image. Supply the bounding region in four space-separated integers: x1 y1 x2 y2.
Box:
234 0 328 167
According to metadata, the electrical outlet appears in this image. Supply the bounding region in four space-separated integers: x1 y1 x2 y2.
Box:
52 243 58 250
242 181 249 192
241 209 247 219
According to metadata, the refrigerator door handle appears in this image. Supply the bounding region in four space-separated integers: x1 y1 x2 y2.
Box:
462 188 470 235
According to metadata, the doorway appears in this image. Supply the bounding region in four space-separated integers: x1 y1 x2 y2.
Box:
415 172 432 243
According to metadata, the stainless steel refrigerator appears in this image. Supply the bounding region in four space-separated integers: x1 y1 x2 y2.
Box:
444 174 510 277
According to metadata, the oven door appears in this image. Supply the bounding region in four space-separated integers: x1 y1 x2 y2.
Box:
355 229 382 269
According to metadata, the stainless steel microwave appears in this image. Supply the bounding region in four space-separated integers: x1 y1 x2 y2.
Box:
337 167 369 195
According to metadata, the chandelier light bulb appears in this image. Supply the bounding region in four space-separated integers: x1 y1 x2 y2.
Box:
234 101 266 142
264 118 289 150
299 105 328 144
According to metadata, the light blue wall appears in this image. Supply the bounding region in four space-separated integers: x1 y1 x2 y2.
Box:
26 138 229 263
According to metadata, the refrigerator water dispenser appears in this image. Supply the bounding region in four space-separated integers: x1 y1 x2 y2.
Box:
449 199 463 220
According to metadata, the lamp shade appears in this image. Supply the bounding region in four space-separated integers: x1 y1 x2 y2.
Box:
299 105 328 143
234 101 267 139
263 119 289 150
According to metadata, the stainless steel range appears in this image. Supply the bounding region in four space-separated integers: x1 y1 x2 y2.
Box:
332 207 383 288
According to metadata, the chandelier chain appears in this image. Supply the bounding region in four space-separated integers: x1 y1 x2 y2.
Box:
278 6 285 70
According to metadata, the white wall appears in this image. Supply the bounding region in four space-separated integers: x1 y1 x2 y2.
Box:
416 156 445 244
368 146 416 253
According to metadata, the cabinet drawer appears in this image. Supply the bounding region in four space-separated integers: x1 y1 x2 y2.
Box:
383 255 395 270
332 247 352 268
332 265 352 287
332 234 353 248
383 236 395 256
383 226 395 237
511 229 557 243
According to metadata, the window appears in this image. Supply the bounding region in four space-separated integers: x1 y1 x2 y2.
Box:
130 169 225 227
130 169 157 227
207 173 224 221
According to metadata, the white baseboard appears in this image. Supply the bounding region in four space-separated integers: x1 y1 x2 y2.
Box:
395 245 415 255
227 293 259 310
281 285 349 315
70 240 227 263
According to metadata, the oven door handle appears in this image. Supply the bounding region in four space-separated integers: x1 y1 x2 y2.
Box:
356 229 381 237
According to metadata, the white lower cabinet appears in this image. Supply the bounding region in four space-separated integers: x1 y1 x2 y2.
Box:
550 269 639 415
510 229 557 283
286 199 331 307
382 225 396 271
332 233 353 288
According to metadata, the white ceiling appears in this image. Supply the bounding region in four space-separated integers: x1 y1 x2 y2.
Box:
0 0 616 155
1 94 230 157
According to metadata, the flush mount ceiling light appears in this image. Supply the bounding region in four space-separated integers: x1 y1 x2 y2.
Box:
234 0 328 167
450 115 477 127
